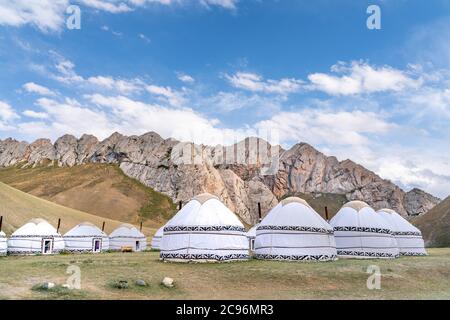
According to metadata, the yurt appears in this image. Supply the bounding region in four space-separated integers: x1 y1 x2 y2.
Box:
109 223 147 252
160 193 249 262
254 197 337 261
0 231 6 256
63 222 109 253
329 201 399 259
7 218 64 255
377 209 427 256
151 225 165 250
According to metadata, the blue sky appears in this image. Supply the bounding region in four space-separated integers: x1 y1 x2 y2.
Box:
0 0 449 198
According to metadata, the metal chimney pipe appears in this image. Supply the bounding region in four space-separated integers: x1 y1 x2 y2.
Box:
57 218 61 233
179 201 182 210
102 221 106 232
258 202 262 223
0 216 3 232
140 221 143 232
325 206 329 221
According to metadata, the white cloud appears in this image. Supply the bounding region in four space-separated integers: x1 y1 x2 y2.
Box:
0 0 68 32
78 0 132 13
23 110 49 119
308 61 421 96
0 101 20 122
255 109 394 147
226 72 303 95
177 73 195 83
23 82 56 96
138 33 151 43
87 76 143 94
146 84 186 107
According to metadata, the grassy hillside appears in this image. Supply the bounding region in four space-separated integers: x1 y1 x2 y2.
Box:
0 164 176 228
0 249 449 299
414 196 450 247
0 181 153 236
281 192 348 220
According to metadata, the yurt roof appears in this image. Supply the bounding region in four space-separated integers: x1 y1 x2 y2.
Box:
12 218 59 236
154 225 164 237
378 208 396 214
64 222 104 236
166 194 244 228
110 223 144 237
260 197 332 230
343 200 370 211
29 218 50 225
193 193 219 204
281 197 312 209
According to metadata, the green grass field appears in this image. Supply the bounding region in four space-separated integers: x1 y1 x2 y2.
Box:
1 248 449 300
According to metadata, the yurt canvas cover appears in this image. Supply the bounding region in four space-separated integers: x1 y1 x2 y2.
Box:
109 224 147 252
330 201 399 259
64 222 109 253
254 197 337 261
151 225 165 250
7 218 64 255
377 209 427 256
0 231 6 256
160 193 249 262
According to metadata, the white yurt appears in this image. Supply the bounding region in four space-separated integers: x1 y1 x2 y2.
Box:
254 197 337 261
0 231 6 256
63 222 109 253
246 223 259 252
160 193 249 262
151 225 165 250
109 223 147 252
377 209 427 256
7 218 64 255
329 201 399 259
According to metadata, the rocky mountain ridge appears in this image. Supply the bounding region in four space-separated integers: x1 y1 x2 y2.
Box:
0 132 441 224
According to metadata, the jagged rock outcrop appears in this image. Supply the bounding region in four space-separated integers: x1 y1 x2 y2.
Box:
0 133 441 224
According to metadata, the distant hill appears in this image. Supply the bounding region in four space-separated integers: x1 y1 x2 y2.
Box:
0 181 153 236
414 196 450 247
0 164 176 229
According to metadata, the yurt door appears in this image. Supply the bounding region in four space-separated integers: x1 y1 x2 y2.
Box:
42 238 53 254
135 241 140 251
93 239 101 253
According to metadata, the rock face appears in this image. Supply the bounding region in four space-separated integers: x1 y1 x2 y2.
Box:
0 133 441 224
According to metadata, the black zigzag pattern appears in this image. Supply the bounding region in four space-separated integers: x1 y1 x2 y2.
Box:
164 225 246 233
160 252 249 261
337 250 398 258
255 254 337 261
333 226 392 235
257 225 334 234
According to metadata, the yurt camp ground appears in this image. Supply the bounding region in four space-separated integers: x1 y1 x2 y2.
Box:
0 248 449 300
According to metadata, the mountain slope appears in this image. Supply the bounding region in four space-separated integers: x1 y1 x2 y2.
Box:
414 196 450 247
0 132 441 224
0 181 152 236
0 164 176 228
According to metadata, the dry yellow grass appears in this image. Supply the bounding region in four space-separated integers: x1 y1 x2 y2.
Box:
0 181 154 236
0 249 449 300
